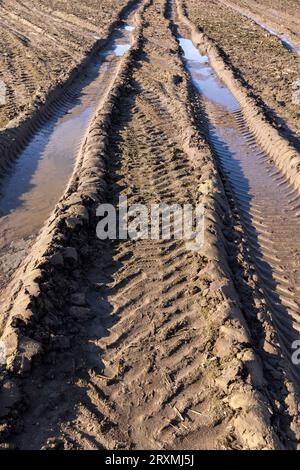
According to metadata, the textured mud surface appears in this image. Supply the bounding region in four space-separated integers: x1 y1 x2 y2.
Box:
220 0 300 51
0 15 136 295
0 0 300 451
0 0 134 128
186 0 300 147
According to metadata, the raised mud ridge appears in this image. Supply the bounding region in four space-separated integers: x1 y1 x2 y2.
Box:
0 0 297 451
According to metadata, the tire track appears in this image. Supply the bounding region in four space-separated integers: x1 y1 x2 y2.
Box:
83 88 214 449
24 0 238 449
173 0 300 418
217 0 300 53
3 0 284 451
207 108 300 369
0 8 139 293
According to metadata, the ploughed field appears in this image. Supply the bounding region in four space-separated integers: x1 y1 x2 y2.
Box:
187 0 300 143
0 0 133 127
0 0 300 451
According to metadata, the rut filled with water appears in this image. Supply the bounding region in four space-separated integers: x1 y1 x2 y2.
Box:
177 32 300 383
0 15 137 289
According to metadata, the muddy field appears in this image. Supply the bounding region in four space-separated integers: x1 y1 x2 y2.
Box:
221 0 300 48
0 0 135 128
0 0 300 452
186 0 300 146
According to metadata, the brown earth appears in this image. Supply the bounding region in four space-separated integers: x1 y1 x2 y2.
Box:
0 0 300 451
0 0 286 450
185 0 300 148
221 0 300 47
0 0 134 129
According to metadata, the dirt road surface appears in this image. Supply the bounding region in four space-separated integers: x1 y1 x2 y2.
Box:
0 0 300 451
219 0 300 51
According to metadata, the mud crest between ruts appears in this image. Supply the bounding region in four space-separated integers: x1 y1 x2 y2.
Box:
0 0 288 450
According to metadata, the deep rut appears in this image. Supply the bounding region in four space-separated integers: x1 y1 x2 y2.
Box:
208 107 300 357
176 29 300 387
84 94 207 449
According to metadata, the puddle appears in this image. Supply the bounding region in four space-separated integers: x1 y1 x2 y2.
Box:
179 33 300 367
0 20 135 254
178 38 239 111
